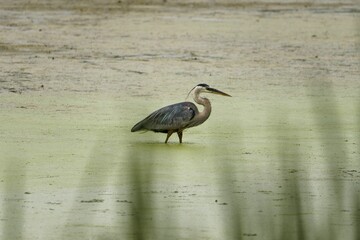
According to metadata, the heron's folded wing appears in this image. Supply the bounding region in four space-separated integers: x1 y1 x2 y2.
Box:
142 102 197 131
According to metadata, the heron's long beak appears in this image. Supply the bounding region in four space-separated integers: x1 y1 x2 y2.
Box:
206 87 231 97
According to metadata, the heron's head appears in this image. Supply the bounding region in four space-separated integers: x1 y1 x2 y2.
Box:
186 83 231 99
195 83 232 96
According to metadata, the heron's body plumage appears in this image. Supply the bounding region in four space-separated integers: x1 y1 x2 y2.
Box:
131 102 199 133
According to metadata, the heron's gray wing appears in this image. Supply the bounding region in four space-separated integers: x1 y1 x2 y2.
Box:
132 102 198 132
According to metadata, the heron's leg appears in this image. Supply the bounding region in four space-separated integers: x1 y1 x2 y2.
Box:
165 131 174 143
177 131 183 144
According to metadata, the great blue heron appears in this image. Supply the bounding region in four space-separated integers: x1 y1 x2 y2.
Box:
131 83 231 143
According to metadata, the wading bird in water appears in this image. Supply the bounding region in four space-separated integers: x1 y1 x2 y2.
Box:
131 84 231 143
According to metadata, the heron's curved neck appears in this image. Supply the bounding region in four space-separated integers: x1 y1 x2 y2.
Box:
193 90 211 120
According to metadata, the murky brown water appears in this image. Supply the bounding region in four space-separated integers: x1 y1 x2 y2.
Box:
1 1 359 239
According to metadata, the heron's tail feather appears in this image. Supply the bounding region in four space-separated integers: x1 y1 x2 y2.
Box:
131 121 144 132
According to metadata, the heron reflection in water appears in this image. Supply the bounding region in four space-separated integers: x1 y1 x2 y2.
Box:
131 84 231 143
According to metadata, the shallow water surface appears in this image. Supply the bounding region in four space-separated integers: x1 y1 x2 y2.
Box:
1 2 359 239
